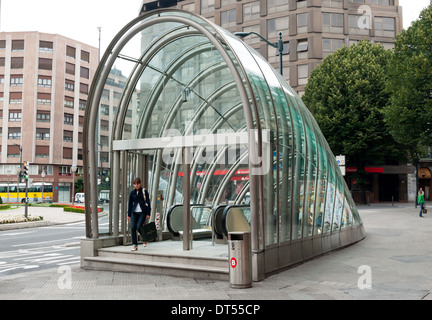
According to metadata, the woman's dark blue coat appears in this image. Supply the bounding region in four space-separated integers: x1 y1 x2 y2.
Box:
127 188 151 217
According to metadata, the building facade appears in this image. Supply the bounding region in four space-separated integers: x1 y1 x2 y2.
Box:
0 32 98 203
140 0 403 95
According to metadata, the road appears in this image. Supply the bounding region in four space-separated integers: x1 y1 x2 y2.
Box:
0 221 85 276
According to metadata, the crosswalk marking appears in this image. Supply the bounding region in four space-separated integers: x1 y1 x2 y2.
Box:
0 245 80 275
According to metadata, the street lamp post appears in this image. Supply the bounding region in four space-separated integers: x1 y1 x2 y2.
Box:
71 164 77 206
14 144 22 203
6 170 11 204
41 171 46 204
234 31 284 75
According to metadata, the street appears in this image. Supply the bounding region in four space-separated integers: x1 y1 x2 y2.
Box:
0 222 84 276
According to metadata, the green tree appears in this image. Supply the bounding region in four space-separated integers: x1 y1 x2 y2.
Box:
384 3 432 164
303 40 405 202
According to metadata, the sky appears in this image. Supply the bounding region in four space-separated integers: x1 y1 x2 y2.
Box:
0 0 430 54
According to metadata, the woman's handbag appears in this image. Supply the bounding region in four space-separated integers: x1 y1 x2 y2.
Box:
139 222 157 242
423 208 428 214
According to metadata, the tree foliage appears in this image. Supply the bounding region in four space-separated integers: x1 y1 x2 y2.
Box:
384 3 432 163
302 40 404 168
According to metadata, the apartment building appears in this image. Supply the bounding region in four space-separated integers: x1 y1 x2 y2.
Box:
140 0 403 95
0 32 98 202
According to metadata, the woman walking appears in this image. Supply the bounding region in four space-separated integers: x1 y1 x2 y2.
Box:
127 178 151 250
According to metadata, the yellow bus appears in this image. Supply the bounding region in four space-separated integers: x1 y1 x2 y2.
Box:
0 183 53 203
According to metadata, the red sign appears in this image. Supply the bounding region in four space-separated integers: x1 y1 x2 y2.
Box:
231 257 237 269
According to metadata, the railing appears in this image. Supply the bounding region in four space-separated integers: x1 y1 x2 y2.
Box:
166 204 213 239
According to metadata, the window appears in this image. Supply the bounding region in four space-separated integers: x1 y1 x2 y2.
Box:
100 120 109 131
64 96 74 109
63 130 73 142
268 17 289 39
66 46 76 58
79 100 87 111
322 0 343 8
36 128 50 140
65 80 75 92
297 13 308 34
35 146 49 158
323 38 344 57
38 76 52 88
10 75 23 86
9 92 22 104
63 147 73 159
100 135 109 147
370 0 394 4
349 14 370 35
297 40 308 60
9 110 22 122
7 145 21 158
11 40 24 52
243 2 260 22
39 41 53 53
221 9 236 28
323 12 344 33
268 0 288 14
80 83 89 94
37 92 51 105
101 104 109 116
80 66 89 79
374 17 395 37
201 0 215 14
11 57 24 69
81 50 90 63
36 111 50 122
64 113 74 125
297 64 309 85
60 166 71 174
39 58 52 70
8 127 21 140
66 63 75 75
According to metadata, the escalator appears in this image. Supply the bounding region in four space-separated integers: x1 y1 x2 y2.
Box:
166 204 251 242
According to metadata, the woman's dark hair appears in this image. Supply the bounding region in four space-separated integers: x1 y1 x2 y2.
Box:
133 178 141 185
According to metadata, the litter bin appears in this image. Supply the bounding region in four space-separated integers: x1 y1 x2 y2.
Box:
228 231 252 289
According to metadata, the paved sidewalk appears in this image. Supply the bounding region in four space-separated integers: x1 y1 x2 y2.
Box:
0 203 431 300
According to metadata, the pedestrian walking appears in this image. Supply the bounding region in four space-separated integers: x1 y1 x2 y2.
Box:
127 178 151 251
418 188 425 217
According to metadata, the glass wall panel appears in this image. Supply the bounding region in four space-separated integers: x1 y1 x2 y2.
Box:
291 109 306 240
324 160 336 234
332 176 344 232
314 143 327 235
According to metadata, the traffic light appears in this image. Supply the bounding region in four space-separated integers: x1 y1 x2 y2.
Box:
23 161 29 180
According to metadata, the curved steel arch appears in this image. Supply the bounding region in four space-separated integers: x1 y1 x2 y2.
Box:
84 10 262 243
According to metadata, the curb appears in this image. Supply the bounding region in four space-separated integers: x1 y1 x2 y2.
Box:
0 219 84 231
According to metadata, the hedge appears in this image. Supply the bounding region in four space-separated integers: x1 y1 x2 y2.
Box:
0 215 43 225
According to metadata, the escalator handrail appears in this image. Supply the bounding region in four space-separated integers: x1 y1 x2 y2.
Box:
221 205 251 236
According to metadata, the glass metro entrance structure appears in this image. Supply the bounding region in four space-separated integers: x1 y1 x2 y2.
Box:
82 9 365 280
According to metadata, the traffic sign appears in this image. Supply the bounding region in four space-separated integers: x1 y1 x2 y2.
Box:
336 155 345 166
